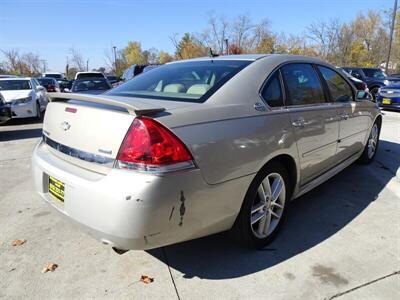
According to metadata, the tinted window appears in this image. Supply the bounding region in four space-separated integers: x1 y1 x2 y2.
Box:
261 71 283 107
350 69 363 79
45 74 62 79
318 66 353 102
281 63 325 106
0 80 32 90
72 79 111 92
76 73 104 79
108 60 251 103
362 68 387 78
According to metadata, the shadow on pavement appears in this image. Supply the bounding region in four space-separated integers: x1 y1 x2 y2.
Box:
148 141 399 279
0 118 43 142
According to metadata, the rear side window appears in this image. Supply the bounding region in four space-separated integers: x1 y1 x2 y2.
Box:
108 60 251 103
261 71 283 107
317 66 353 102
281 63 325 106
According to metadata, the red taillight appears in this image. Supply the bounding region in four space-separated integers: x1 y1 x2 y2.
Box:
47 85 55 92
116 117 195 173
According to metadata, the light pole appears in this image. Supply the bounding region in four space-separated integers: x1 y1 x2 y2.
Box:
225 39 229 55
113 46 117 74
386 0 398 73
86 59 89 71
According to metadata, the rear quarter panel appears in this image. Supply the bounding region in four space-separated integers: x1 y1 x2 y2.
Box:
171 108 299 185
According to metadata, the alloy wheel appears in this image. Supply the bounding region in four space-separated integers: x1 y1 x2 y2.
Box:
250 173 286 239
367 124 379 159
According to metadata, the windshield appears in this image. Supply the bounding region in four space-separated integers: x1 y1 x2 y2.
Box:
0 80 31 90
72 79 111 92
107 60 251 102
362 69 387 78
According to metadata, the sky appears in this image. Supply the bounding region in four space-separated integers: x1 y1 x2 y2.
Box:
0 0 394 72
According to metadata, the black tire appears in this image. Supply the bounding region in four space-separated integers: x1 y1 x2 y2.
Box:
370 86 380 100
231 161 291 249
358 121 381 164
36 101 42 120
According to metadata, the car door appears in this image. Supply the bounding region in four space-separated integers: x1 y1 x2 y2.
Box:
317 66 370 162
281 63 339 185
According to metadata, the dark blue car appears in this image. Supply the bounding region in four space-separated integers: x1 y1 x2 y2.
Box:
376 85 400 110
342 67 400 98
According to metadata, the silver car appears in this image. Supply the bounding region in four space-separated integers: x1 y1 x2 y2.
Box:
32 54 381 251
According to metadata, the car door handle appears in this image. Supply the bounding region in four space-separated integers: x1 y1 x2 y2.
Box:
292 118 305 128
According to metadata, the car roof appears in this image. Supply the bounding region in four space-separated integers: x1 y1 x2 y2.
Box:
169 54 325 65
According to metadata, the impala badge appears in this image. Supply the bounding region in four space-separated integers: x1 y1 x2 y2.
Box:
61 121 71 131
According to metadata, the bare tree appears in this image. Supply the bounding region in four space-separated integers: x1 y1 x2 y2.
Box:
22 52 41 74
0 49 20 72
69 48 85 71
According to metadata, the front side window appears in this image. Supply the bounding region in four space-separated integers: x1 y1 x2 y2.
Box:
318 66 353 102
281 63 325 106
261 71 283 107
108 60 251 103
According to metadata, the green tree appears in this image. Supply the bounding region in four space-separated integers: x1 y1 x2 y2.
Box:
124 41 147 65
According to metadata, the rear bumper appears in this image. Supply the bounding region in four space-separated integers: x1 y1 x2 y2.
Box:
377 96 400 110
32 141 252 250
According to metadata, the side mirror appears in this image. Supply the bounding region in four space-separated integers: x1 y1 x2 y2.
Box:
356 90 373 101
63 88 70 93
36 85 45 91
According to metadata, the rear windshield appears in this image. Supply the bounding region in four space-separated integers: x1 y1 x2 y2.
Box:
362 69 387 78
38 78 55 85
76 73 104 79
45 74 62 79
107 60 252 102
72 79 111 92
0 80 31 90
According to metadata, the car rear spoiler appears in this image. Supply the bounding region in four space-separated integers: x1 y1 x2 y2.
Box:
48 92 165 116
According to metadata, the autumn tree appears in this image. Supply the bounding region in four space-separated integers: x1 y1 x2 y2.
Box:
173 33 207 59
124 41 148 65
159 51 174 64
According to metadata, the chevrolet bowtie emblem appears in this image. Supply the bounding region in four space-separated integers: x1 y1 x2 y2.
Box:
61 121 71 131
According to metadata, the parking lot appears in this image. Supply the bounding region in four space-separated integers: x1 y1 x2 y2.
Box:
0 111 399 299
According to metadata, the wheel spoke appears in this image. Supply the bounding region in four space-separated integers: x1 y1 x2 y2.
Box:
262 210 272 235
262 177 272 201
271 177 283 201
257 184 267 204
251 202 265 214
271 201 283 209
270 209 280 219
257 213 267 235
251 211 266 225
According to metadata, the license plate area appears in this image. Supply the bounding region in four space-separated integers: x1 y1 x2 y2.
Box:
48 176 65 203
382 98 391 104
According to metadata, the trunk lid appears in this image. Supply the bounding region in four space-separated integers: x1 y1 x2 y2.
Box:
42 93 170 173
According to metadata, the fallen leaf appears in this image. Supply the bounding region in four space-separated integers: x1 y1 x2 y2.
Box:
42 263 58 273
11 239 26 246
140 275 154 284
